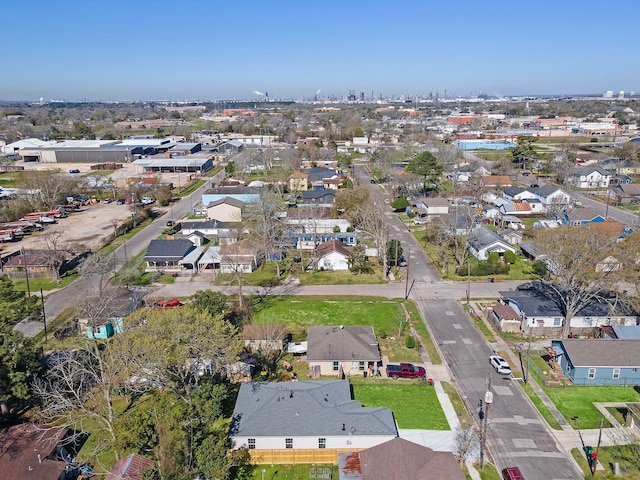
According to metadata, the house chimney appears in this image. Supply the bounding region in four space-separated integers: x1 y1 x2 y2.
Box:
38 454 42 463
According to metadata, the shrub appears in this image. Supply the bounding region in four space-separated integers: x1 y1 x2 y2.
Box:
333 225 341 233
391 197 410 211
346 226 355 232
504 251 517 264
405 335 416 349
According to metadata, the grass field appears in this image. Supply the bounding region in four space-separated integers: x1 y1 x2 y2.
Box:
353 383 449 429
541 386 640 430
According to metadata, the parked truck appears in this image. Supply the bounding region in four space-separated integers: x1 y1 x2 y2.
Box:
385 363 427 380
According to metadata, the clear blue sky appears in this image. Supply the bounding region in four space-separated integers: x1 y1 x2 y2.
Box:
4 0 639 101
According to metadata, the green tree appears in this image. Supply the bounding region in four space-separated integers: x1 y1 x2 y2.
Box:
387 239 403 267
0 327 41 416
511 136 538 170
190 290 228 318
332 186 370 219
0 275 40 327
405 151 443 193
391 197 409 211
348 245 372 274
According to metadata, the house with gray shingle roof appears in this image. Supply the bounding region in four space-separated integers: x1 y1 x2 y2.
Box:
229 380 397 453
307 325 381 377
566 166 612 189
144 239 195 271
550 339 640 386
467 227 516 261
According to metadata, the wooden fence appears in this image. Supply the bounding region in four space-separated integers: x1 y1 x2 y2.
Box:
248 448 363 465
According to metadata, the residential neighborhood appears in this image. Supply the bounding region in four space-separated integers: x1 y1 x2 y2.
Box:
3 35 640 480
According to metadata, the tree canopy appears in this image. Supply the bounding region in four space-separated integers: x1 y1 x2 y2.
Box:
405 151 443 192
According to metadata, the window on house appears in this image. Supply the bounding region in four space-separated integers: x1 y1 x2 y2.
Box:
553 317 562 326
248 439 255 449
359 361 365 371
588 368 596 379
613 369 620 379
318 438 326 449
285 438 293 449
332 361 339 372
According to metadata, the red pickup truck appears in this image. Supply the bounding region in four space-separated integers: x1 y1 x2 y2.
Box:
386 363 427 380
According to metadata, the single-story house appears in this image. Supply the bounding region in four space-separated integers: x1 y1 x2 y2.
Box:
301 190 336 207
105 454 154 480
503 186 537 201
561 207 606 226
144 239 195 271
230 380 397 459
533 185 571 208
415 197 449 215
551 339 640 386
292 232 358 251
219 240 260 274
610 183 640 204
338 437 464 480
315 239 352 271
307 325 381 377
0 424 71 480
489 304 522 333
499 201 533 216
1 249 56 278
467 227 516 261
499 229 524 245
495 215 525 230
481 175 512 187
205 196 244 222
500 283 637 334
181 220 239 242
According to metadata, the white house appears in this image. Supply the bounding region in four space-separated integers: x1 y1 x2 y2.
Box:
500 284 637 333
566 166 612 189
533 185 572 207
468 227 516 261
315 239 352 271
502 186 537 202
229 380 397 454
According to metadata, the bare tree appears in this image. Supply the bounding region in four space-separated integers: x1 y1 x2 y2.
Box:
39 226 67 282
531 226 624 338
245 189 285 277
351 205 389 279
453 426 479 468
77 250 115 294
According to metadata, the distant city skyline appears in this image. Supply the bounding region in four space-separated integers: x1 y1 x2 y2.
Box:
4 0 640 102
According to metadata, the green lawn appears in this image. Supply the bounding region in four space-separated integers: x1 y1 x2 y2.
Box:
252 296 403 336
12 271 78 292
353 383 449 429
403 300 442 364
298 269 386 285
542 386 640 430
238 464 337 480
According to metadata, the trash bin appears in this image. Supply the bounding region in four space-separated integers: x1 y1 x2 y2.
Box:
363 371 367 378
490 277 495 283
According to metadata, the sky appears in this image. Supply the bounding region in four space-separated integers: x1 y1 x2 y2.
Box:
3 0 640 102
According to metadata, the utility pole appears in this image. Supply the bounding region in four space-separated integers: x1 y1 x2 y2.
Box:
405 249 410 299
467 263 471 305
40 288 47 341
480 376 493 469
21 247 31 297
592 419 603 475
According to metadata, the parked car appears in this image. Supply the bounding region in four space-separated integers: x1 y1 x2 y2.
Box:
385 363 427 380
490 355 512 375
116 198 125 205
502 467 525 480
166 220 174 227
141 196 154 205
103 198 112 204
154 298 181 308
69 169 80 174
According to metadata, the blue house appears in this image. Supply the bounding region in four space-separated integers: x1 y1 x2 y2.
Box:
551 339 640 386
561 207 606 226
85 317 124 340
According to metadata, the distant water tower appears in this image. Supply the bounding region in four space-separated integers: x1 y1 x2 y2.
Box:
618 91 625 99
